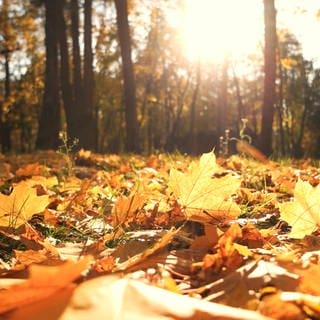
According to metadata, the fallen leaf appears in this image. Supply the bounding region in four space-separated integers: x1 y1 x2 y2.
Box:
58 276 272 320
16 163 49 177
0 256 92 315
279 179 320 238
14 249 49 268
111 193 147 227
168 151 241 223
0 182 50 229
115 228 177 271
191 223 219 250
259 292 305 320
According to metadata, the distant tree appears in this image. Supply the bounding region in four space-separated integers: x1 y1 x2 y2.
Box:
114 0 139 152
83 0 96 149
57 0 75 140
36 0 60 149
260 0 277 156
0 0 17 152
217 57 229 142
188 61 201 154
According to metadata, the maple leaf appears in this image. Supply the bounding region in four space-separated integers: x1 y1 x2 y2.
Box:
279 179 320 239
168 151 241 222
111 193 147 227
0 256 92 315
0 182 50 229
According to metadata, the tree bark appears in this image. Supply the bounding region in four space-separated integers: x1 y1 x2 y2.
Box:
36 0 60 149
189 61 201 154
217 57 229 141
70 0 83 147
260 0 277 156
0 0 12 152
114 0 139 152
57 0 76 140
83 0 96 149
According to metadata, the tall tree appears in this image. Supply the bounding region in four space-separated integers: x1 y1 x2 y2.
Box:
57 0 75 140
36 0 61 149
189 61 201 154
70 0 82 109
0 0 16 152
260 0 277 156
217 56 229 151
83 0 96 149
114 0 139 152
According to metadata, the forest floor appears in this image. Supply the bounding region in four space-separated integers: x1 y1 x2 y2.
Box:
1 148 320 319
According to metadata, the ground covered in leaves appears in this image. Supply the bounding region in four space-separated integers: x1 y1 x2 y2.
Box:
1 149 320 319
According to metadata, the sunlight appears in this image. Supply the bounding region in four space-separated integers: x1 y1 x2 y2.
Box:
179 0 263 63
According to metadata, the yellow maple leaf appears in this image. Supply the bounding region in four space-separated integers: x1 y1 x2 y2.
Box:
279 179 320 239
168 151 241 222
0 182 50 229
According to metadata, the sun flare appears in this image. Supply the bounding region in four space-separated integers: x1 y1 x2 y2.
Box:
179 0 264 63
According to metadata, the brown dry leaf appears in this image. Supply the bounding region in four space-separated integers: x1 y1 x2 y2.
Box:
0 256 92 315
111 193 147 227
295 264 320 296
16 163 49 177
279 179 320 238
69 179 92 206
240 223 266 248
0 182 50 229
191 223 219 250
168 151 241 223
14 249 49 268
204 260 300 304
115 228 177 271
95 256 115 273
236 140 270 165
259 292 305 320
58 276 272 320
201 224 244 272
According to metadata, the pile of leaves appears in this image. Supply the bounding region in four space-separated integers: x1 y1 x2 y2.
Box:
1 149 320 319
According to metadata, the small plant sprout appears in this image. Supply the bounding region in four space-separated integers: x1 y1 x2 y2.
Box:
57 131 79 177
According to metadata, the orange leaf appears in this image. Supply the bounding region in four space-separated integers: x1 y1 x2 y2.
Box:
16 163 49 177
191 223 219 250
111 193 147 227
0 182 50 229
0 256 92 315
14 249 49 267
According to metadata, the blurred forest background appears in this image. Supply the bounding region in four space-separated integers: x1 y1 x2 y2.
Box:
0 0 320 157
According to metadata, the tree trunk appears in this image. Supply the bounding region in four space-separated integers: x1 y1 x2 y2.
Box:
276 49 286 156
189 61 201 154
0 0 12 152
217 57 229 142
114 0 139 152
1 51 12 152
70 0 83 147
83 0 96 150
57 0 76 140
260 0 277 156
36 0 60 149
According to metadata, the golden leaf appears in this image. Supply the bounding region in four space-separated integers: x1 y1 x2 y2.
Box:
168 151 241 222
0 182 50 229
0 256 92 315
111 193 147 227
279 180 320 239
